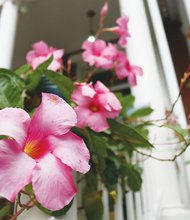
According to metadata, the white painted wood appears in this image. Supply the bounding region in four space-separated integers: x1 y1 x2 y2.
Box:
118 0 190 219
183 0 190 23
147 0 187 126
134 192 142 220
126 192 135 220
114 185 124 220
0 0 18 68
102 188 109 220
147 0 190 208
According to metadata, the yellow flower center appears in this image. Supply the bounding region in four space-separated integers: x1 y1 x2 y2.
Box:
90 105 99 112
24 140 45 159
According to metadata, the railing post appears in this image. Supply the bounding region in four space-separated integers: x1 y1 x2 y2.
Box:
146 0 190 208
118 0 190 219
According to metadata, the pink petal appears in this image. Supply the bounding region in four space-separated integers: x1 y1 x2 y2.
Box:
116 15 129 29
0 108 30 146
33 41 49 56
93 40 106 54
82 41 93 51
82 53 96 66
115 65 128 79
81 83 95 97
98 92 122 115
94 81 110 93
101 43 118 59
52 49 64 59
48 60 62 71
132 65 143 76
26 51 36 64
87 112 109 132
128 73 137 86
27 93 77 141
74 106 91 128
51 132 90 174
94 56 113 69
100 2 108 18
31 56 48 70
118 36 127 47
71 83 95 106
32 153 77 211
128 65 143 86
0 139 35 202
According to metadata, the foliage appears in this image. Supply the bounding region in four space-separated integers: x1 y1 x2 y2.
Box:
0 63 154 219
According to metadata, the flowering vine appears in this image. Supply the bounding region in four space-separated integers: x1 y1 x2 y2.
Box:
0 2 189 220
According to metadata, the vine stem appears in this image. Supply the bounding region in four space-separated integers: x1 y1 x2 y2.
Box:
84 69 96 82
134 142 190 162
131 71 190 125
10 198 36 220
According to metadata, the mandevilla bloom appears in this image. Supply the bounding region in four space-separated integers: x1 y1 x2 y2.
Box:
112 15 130 47
100 2 108 19
26 41 64 71
0 93 90 211
82 40 116 70
114 51 143 86
71 81 122 132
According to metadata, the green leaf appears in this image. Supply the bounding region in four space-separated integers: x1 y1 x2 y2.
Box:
102 159 118 191
164 124 189 142
134 123 150 139
0 135 10 140
124 95 135 109
25 183 33 194
0 204 11 219
36 55 53 70
130 107 153 118
14 64 32 76
108 119 153 148
85 169 98 190
0 68 24 108
88 131 108 157
36 200 73 216
43 70 75 100
83 188 103 220
116 93 135 115
127 165 142 192
25 69 42 91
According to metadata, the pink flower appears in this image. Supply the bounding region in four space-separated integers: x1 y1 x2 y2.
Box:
0 93 90 211
82 40 118 70
114 51 143 86
112 15 130 47
26 41 64 71
71 81 122 132
100 2 108 18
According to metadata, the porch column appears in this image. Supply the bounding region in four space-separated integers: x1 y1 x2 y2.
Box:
183 0 190 23
147 0 190 208
0 0 19 68
118 0 190 219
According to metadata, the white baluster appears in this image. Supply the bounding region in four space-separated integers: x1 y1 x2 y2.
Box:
114 185 124 220
102 187 109 220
